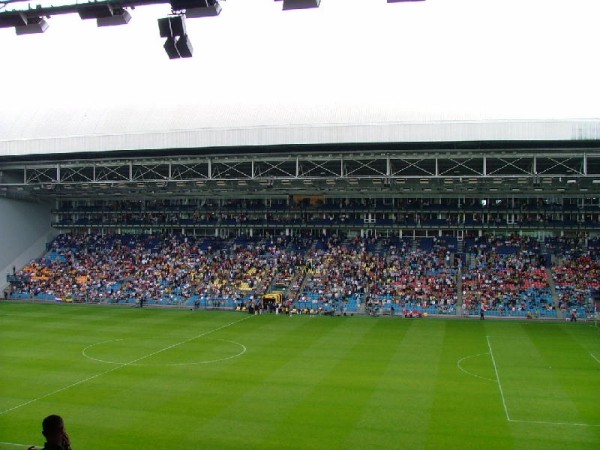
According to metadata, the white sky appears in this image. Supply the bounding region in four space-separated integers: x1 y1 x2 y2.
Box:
1 0 600 141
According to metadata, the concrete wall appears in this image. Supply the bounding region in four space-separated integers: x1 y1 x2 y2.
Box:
0 197 57 291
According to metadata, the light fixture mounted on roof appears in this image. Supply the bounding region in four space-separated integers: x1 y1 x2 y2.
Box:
157 1 223 58
78 4 132 27
0 0 422 52
158 14 193 59
16 16 49 35
275 0 321 11
97 8 132 26
0 11 48 35
0 12 27 28
0 11 49 34
170 0 222 18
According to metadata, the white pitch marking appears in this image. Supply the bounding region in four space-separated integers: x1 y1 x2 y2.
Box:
508 418 600 427
82 338 247 366
0 315 252 416
163 339 247 366
0 442 31 447
456 352 495 382
590 353 600 364
486 335 511 421
81 339 124 364
487 336 600 428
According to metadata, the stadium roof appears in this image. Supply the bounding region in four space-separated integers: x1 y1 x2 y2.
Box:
1 0 600 159
1 116 600 158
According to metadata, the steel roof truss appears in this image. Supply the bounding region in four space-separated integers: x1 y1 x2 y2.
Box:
298 158 341 178
438 157 483 177
344 159 387 178
59 166 94 183
389 158 435 177
25 167 57 184
254 159 297 179
485 157 532 177
170 162 208 181
536 156 584 176
210 160 252 179
131 163 169 182
94 164 130 182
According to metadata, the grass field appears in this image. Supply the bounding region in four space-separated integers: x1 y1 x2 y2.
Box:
1 302 599 450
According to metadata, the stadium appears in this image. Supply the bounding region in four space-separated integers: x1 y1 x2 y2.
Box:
1 1 599 449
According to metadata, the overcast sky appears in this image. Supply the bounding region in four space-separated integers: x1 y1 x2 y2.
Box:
1 0 600 141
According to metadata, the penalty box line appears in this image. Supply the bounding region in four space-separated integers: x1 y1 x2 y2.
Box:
0 315 252 416
486 335 600 428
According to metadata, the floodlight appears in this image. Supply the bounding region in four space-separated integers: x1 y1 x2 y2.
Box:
175 34 193 57
0 12 27 28
97 8 132 27
163 35 194 59
171 0 222 16
164 37 179 59
78 4 132 27
78 4 114 20
158 15 187 38
158 14 193 59
186 1 221 18
282 0 321 10
164 34 193 59
15 17 49 35
171 0 203 10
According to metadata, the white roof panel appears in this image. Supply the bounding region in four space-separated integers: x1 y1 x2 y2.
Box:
2 117 600 157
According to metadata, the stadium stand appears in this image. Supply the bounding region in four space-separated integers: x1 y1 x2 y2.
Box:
2 127 600 322
9 232 598 320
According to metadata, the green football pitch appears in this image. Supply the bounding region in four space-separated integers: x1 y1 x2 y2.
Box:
1 302 599 450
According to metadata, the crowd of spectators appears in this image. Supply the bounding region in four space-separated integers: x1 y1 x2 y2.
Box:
461 235 551 316
13 234 304 306
552 254 600 312
7 233 598 319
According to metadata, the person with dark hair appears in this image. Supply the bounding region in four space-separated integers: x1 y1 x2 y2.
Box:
570 309 577 322
28 414 72 450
